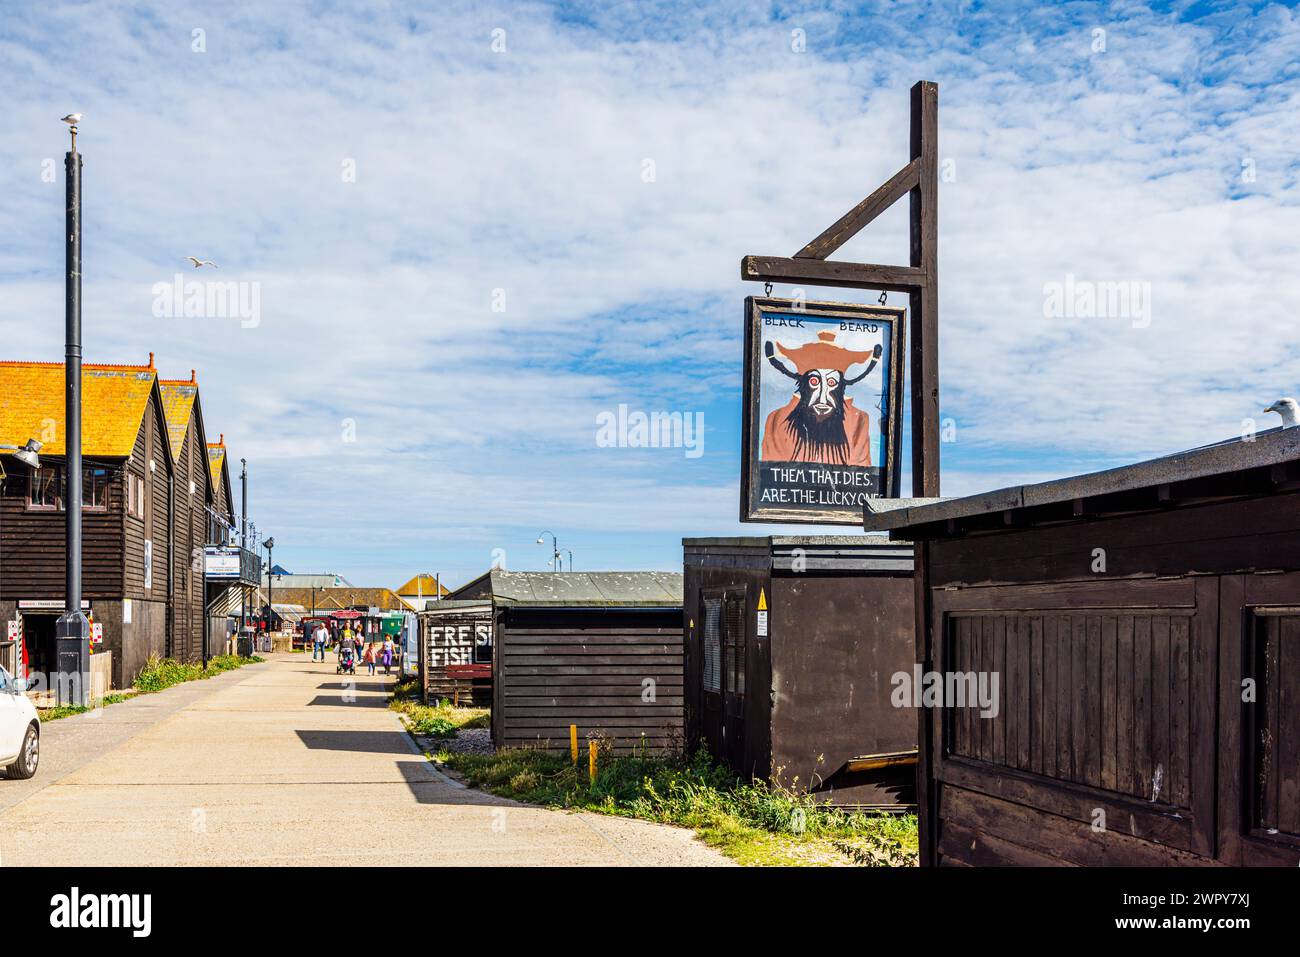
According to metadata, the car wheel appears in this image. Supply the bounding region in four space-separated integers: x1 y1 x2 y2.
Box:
5 724 38 780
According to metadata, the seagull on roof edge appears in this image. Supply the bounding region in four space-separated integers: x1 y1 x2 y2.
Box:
186 256 218 268
1264 398 1299 428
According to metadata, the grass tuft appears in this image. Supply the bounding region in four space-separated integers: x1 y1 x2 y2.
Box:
389 682 488 738
440 743 917 867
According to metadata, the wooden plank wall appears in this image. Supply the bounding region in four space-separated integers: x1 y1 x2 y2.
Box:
495 608 683 754
1255 614 1300 839
947 611 1193 807
928 577 1217 866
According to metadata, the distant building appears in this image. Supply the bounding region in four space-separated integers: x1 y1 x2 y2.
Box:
262 586 409 615
394 573 449 611
262 571 354 590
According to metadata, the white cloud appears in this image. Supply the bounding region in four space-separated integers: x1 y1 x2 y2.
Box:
1 1 1297 585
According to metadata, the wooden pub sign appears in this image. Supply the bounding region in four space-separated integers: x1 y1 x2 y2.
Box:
739 80 941 521
741 297 904 522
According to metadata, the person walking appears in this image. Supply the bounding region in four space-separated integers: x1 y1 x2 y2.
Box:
311 622 328 662
381 635 395 676
362 640 377 676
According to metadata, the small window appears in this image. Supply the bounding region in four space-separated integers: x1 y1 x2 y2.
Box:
29 466 60 509
702 598 722 693
82 467 109 510
725 593 746 696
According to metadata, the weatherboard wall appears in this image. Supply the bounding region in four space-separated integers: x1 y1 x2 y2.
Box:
683 537 916 808
492 606 684 754
894 484 1300 867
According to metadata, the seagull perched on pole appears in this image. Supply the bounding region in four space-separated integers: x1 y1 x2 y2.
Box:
61 113 82 127
186 256 218 268
1263 398 1299 428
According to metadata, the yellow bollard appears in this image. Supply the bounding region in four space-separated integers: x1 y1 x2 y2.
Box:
588 740 598 785
570 724 578 765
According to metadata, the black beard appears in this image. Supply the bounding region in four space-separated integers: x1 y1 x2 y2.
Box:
784 387 849 464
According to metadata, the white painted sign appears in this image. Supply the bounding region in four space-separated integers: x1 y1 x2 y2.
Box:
427 621 492 668
757 610 768 637
144 539 153 590
123 599 132 624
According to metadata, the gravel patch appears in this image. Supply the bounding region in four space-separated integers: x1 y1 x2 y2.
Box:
420 727 494 756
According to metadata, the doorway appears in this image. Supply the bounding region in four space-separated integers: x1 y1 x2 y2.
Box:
22 612 58 685
701 588 747 777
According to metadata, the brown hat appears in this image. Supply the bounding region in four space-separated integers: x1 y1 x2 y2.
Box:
774 331 876 374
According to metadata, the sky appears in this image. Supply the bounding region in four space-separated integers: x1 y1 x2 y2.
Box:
1 0 1297 588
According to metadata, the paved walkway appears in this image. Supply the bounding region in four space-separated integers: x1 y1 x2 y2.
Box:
0 654 727 866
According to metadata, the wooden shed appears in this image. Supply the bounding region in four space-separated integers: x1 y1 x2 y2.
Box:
862 427 1300 866
418 599 493 706
683 536 916 808
478 571 684 754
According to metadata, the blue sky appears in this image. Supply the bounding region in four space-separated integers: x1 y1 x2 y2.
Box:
1 1 1298 588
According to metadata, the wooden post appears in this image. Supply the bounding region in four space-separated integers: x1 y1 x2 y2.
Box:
740 80 941 498
909 81 940 497
570 724 578 765
588 740 597 785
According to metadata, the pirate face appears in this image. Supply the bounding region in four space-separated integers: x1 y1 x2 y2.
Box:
802 367 844 420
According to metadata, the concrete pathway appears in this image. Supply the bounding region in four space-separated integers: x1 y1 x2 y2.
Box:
0 654 728 866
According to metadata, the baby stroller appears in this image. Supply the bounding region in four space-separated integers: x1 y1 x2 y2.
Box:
336 646 357 675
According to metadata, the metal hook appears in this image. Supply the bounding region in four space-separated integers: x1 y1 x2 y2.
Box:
878 290 888 306
764 282 773 297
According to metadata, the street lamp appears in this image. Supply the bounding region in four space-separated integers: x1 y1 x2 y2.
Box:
536 530 561 572
0 439 42 480
262 536 275 639
56 113 90 708
563 549 574 572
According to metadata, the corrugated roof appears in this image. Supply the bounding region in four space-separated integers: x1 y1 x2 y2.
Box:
486 571 683 607
158 376 198 457
861 426 1300 537
0 359 157 457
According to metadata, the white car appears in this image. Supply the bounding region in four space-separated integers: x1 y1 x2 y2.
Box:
0 665 39 780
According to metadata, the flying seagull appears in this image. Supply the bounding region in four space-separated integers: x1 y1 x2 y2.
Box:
186 257 218 268
61 113 82 126
1263 398 1299 428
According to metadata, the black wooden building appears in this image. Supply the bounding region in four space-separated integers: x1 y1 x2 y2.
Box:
0 359 174 689
683 536 916 808
863 427 1300 866
452 571 684 754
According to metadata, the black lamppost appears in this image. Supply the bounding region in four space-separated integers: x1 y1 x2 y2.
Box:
262 536 275 639
56 113 90 708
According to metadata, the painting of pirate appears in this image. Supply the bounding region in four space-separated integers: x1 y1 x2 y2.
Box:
760 330 883 467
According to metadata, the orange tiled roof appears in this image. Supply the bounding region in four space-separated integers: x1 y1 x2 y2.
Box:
395 573 450 598
158 371 198 457
207 436 226 488
0 358 157 457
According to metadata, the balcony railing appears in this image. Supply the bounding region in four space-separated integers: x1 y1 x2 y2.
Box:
204 545 262 585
